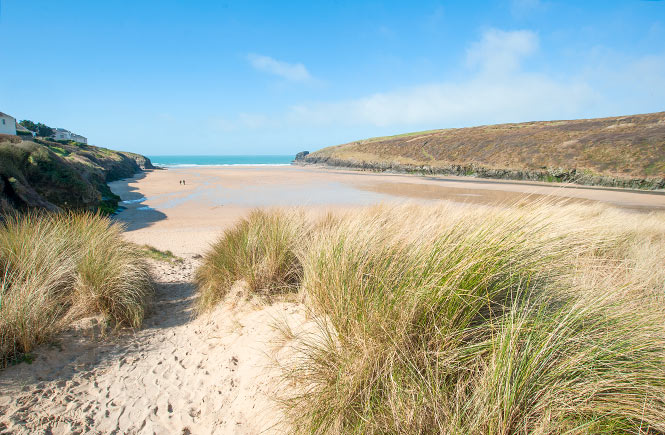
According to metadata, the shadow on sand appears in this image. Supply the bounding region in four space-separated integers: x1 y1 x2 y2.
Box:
142 280 197 331
108 171 168 232
0 272 197 390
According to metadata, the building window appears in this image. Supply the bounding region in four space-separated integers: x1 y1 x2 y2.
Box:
1 119 5 125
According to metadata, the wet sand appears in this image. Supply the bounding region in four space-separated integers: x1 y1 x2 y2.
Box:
108 165 665 255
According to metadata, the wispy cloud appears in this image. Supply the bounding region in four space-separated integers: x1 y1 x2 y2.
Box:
286 29 596 127
232 28 664 132
466 28 538 73
247 54 312 82
287 76 595 128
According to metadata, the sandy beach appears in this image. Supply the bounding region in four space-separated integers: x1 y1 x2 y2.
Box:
108 165 665 256
2 165 665 434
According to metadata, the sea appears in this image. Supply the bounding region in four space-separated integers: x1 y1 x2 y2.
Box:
148 155 294 167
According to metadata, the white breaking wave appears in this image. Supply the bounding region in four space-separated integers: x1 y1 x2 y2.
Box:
152 163 293 168
121 197 147 204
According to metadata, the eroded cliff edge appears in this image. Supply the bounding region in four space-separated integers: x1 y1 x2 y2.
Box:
0 136 155 214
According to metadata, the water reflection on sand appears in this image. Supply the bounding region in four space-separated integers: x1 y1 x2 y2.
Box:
108 166 665 255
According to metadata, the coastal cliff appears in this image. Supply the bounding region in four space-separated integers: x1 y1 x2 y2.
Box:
297 111 665 190
0 136 154 214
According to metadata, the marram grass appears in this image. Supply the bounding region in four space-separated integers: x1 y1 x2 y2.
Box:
0 212 153 366
195 209 305 310
196 202 665 434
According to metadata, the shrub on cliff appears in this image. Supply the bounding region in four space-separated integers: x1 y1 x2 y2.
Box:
0 212 153 366
0 138 152 214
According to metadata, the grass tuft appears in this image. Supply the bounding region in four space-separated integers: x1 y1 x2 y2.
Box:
195 209 305 311
0 211 153 366
141 244 183 264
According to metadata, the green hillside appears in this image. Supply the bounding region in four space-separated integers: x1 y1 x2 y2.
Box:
300 112 665 189
0 136 154 214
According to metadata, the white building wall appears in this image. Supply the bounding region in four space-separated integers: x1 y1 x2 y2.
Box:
71 134 87 144
54 129 72 141
0 114 17 135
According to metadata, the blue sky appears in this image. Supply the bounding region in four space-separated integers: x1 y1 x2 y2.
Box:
1 0 664 155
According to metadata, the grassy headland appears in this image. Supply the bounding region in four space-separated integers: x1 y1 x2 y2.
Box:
0 212 153 367
0 135 154 214
298 111 665 189
196 202 665 433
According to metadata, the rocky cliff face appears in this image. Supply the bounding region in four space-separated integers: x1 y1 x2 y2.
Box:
300 155 665 190
294 151 310 162
0 138 155 214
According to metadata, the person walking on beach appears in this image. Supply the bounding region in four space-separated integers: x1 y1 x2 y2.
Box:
183 179 186 185
179 180 182 185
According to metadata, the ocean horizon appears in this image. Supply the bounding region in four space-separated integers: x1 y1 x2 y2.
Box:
148 155 295 167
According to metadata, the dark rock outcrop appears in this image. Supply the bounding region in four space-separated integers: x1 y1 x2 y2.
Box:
122 152 155 171
301 155 665 190
294 151 310 162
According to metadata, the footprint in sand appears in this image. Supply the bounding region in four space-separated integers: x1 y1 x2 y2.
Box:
0 259 301 434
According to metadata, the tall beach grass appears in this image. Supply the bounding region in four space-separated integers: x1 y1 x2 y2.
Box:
196 202 665 434
195 209 306 310
0 212 153 366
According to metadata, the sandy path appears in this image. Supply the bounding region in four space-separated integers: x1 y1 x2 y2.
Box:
0 258 304 434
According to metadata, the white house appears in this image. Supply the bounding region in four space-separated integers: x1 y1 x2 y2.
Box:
0 112 17 135
71 133 87 144
53 128 72 141
53 127 87 144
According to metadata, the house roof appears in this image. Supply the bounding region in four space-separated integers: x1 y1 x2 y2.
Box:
0 112 16 119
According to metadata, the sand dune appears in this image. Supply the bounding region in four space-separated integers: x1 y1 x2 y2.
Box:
2 165 665 434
